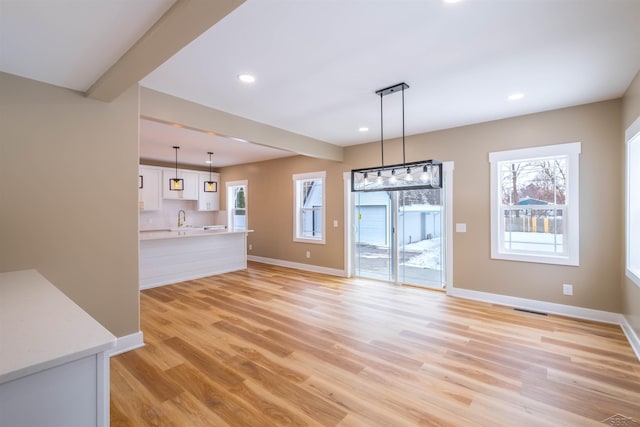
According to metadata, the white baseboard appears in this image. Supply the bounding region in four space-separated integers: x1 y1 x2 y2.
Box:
446 286 623 324
108 331 144 357
621 316 640 361
247 255 346 277
446 286 640 363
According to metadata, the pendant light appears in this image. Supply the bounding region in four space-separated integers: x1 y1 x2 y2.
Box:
350 82 442 192
204 151 217 192
169 146 184 191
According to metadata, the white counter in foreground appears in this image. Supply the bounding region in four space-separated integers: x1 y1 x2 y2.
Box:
0 269 116 427
140 229 251 289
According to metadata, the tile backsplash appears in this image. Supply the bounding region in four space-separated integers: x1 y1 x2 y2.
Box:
139 199 226 230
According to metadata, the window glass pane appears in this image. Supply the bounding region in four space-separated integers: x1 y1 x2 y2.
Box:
301 208 322 238
499 158 568 256
299 179 322 239
227 183 247 231
293 172 325 243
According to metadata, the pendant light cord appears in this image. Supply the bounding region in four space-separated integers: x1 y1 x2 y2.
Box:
402 84 406 165
380 91 384 167
208 152 213 180
173 146 179 178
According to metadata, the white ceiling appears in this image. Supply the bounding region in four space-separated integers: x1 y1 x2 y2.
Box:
0 0 174 91
2 0 640 167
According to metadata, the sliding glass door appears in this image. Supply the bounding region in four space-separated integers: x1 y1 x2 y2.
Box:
397 188 445 288
354 191 395 281
354 188 446 289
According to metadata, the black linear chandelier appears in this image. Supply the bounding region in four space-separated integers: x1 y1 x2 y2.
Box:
351 82 442 192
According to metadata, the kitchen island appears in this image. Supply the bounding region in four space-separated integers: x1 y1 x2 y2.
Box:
0 269 116 427
139 228 250 289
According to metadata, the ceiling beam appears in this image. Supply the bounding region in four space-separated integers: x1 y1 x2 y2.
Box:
141 87 344 162
86 0 245 102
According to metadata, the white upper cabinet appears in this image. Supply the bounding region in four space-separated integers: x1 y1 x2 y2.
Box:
198 172 220 211
163 169 198 200
139 166 162 211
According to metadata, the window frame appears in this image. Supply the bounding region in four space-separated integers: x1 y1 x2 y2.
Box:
226 180 248 231
293 171 326 244
489 142 581 266
626 116 640 288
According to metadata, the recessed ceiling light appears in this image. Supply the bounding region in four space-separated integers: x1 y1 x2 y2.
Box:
205 160 212 164
359 127 369 132
508 93 525 101
443 0 462 4
237 73 255 83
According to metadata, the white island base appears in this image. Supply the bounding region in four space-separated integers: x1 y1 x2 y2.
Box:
140 229 249 289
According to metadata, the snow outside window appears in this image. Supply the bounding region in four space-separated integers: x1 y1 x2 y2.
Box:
627 118 640 287
489 142 580 266
293 171 325 244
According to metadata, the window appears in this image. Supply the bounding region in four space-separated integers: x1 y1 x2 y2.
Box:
293 171 325 244
627 117 640 287
226 180 247 231
490 142 580 266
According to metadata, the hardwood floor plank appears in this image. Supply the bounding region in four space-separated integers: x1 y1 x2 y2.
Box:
116 350 184 402
165 336 244 388
111 262 640 426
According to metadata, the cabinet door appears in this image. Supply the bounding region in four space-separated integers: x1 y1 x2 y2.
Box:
139 167 161 211
162 169 198 200
181 170 199 200
198 173 220 211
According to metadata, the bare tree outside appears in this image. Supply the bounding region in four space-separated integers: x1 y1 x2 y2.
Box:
501 159 567 205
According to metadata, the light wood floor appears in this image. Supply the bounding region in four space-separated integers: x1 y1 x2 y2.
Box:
111 262 640 426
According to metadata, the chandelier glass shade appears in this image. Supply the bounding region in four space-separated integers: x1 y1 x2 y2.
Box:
351 159 442 192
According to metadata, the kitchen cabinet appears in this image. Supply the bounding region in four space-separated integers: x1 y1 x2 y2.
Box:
198 172 220 211
138 166 162 211
163 169 198 200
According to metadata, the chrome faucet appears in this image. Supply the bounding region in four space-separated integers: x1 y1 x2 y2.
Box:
178 210 186 227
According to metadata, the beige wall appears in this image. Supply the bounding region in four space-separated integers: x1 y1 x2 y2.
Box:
222 100 623 312
0 72 140 337
622 70 640 336
220 156 346 270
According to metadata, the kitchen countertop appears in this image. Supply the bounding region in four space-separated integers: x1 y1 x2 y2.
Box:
0 269 116 384
140 227 252 241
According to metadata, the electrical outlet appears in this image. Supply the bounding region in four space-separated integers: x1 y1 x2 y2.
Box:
563 283 573 296
248 244 253 250
306 250 311 258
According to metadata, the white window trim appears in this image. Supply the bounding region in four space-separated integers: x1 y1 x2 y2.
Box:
626 116 640 288
293 171 326 244
226 180 248 231
489 142 581 266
